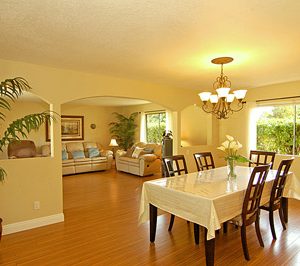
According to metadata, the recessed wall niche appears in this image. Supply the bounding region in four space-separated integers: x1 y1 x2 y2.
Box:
0 91 51 159
180 105 212 146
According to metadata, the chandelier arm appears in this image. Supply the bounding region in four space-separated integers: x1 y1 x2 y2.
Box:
228 101 246 113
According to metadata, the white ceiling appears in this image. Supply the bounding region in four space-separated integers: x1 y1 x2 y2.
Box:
1 0 300 93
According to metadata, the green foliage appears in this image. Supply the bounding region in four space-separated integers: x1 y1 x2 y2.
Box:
0 77 55 182
109 112 138 150
257 105 300 155
146 112 166 143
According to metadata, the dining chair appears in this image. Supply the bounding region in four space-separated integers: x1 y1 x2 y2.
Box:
162 155 200 245
259 158 294 240
228 164 270 261
249 150 276 169
193 152 215 171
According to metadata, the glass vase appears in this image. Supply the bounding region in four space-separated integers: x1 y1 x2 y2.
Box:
227 158 237 180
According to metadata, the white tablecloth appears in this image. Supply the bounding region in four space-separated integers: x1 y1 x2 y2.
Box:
139 166 299 240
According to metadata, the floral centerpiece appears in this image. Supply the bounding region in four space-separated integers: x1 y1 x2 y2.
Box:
217 135 250 179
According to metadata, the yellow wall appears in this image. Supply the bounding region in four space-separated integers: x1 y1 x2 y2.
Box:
181 105 212 146
61 103 118 149
0 58 203 231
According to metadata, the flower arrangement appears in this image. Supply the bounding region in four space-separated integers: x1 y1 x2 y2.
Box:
217 135 249 163
217 135 250 179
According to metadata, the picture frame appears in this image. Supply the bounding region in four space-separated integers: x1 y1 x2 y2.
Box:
46 115 84 141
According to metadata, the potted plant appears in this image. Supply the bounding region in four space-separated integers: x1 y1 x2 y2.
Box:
0 77 53 240
109 112 138 150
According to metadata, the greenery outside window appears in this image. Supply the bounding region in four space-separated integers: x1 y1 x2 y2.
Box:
256 105 300 155
145 111 166 143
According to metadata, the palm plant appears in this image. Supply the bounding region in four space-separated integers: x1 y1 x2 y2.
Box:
109 112 138 150
0 77 54 182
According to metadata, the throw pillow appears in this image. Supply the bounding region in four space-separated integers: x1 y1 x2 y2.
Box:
72 150 85 159
62 150 68 160
132 147 144 158
88 147 100 158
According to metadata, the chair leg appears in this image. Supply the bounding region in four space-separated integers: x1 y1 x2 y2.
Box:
269 209 277 240
194 223 200 245
168 214 175 231
279 207 287 230
223 222 228 234
241 225 250 261
255 218 264 247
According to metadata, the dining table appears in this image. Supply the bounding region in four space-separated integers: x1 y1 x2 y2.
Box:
139 166 300 266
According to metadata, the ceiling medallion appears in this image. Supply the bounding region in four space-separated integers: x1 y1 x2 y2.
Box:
198 57 247 119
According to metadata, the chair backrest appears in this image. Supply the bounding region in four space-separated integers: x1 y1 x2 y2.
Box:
270 158 294 206
193 152 215 171
249 150 276 169
242 164 270 225
162 155 188 177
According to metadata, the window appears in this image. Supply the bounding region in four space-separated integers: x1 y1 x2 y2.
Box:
145 111 166 143
255 104 300 155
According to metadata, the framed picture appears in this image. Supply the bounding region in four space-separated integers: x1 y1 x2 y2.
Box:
46 115 84 141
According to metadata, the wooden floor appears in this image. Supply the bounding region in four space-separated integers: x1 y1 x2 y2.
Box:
1 168 300 265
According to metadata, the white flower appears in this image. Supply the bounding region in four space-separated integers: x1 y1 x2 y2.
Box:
217 146 225 151
226 135 234 141
237 141 242 149
221 140 230 148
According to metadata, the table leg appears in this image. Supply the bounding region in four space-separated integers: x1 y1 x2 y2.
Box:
204 228 215 266
281 197 288 223
150 204 157 242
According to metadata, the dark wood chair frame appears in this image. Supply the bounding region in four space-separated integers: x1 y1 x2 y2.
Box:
193 152 215 171
230 165 270 261
249 150 276 169
260 158 294 240
162 155 200 245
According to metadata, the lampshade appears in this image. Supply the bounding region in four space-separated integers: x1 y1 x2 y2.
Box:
109 138 118 147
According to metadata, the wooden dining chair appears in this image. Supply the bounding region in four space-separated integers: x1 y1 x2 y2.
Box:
260 158 294 240
162 155 200 245
249 150 276 169
193 152 215 171
228 164 270 261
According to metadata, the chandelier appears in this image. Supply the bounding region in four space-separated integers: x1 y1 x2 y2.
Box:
198 57 247 119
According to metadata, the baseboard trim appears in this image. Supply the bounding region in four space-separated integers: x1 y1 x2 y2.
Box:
2 213 64 235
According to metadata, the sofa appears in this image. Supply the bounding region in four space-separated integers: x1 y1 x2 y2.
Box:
41 142 113 175
115 142 162 176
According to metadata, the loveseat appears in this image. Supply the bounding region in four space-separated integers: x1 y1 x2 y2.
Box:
41 142 113 175
115 142 162 176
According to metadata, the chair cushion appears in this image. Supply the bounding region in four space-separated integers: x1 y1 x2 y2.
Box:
88 148 100 158
72 150 85 159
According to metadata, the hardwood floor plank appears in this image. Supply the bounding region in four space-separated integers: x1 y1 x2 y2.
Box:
0 169 300 265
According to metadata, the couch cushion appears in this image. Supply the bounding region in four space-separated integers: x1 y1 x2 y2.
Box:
62 150 68 160
91 156 107 162
84 142 103 151
132 147 144 158
118 156 139 164
41 144 50 157
66 142 84 153
8 140 36 158
126 145 136 157
88 147 100 158
72 150 85 159
62 159 75 166
74 157 91 163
